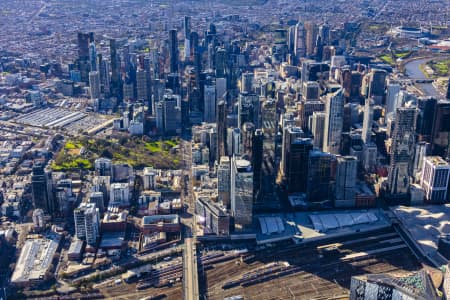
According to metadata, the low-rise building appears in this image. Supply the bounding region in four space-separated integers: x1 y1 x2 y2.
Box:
141 214 180 234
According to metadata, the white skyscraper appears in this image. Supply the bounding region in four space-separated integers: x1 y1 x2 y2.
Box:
323 88 344 154
421 156 450 203
110 183 130 206
74 202 99 245
362 98 374 144
386 81 401 115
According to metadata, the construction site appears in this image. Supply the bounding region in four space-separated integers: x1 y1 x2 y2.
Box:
200 228 422 300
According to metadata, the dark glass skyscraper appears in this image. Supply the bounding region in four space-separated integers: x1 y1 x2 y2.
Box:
169 29 179 73
217 100 227 159
110 38 121 100
287 138 313 194
32 162 55 215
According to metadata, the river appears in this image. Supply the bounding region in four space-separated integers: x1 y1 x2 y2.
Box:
403 58 441 98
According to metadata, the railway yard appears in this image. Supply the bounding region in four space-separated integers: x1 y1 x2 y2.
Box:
200 228 422 300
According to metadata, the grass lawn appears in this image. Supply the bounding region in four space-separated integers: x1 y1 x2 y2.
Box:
379 54 395 65
427 59 450 77
145 141 162 153
394 51 411 58
51 158 91 171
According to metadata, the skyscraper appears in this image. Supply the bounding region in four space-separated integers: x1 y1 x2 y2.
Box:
323 88 344 154
362 97 374 144
32 162 55 215
74 202 100 245
77 32 94 83
89 42 97 72
364 69 387 104
281 126 304 178
169 29 178 73
388 107 417 195
447 79 450 100
305 21 318 57
238 93 260 129
311 111 326 149
158 93 181 135
183 16 191 60
241 72 254 94
421 156 450 203
204 84 216 122
216 100 227 158
307 150 335 204
302 81 320 102
252 130 264 203
77 32 92 60
413 142 431 176
110 38 121 100
286 138 313 194
335 156 357 207
431 100 450 157
89 71 101 100
230 157 253 232
215 48 228 78
242 123 256 158
386 81 401 115
218 156 231 207
294 22 306 60
136 69 149 102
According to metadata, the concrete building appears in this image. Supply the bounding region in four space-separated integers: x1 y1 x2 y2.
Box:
141 214 180 234
136 69 149 101
74 202 99 245
302 81 320 101
32 208 45 230
323 88 344 154
362 143 377 172
11 234 61 286
335 156 357 208
217 156 231 207
386 81 401 115
421 156 450 203
89 71 101 100
94 157 112 177
196 197 230 236
311 111 326 149
388 107 417 196
143 167 157 190
110 183 130 207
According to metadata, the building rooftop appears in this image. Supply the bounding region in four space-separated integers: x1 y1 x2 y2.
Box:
11 233 61 284
426 156 449 167
142 214 179 225
392 205 450 265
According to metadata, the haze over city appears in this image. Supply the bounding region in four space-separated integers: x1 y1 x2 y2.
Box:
0 0 450 299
